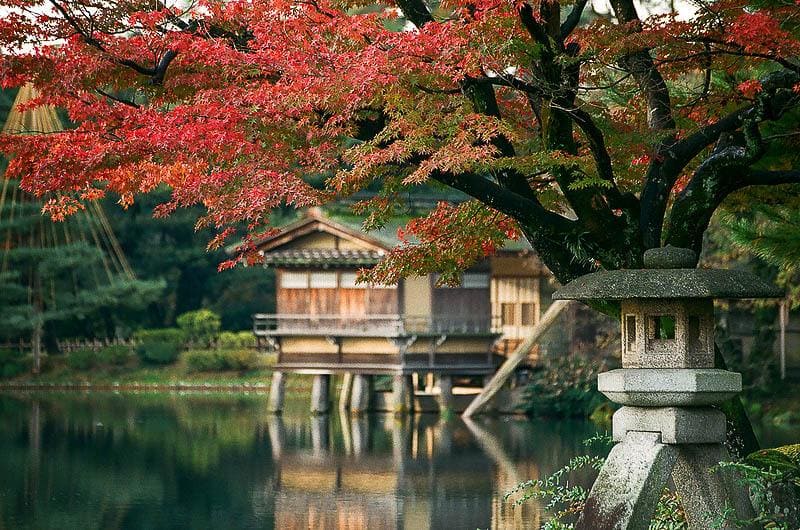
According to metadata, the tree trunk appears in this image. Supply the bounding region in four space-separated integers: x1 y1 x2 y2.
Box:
31 317 42 375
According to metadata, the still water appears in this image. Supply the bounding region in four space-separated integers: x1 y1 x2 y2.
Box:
0 392 795 530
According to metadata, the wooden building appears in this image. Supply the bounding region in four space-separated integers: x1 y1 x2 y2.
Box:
252 209 549 414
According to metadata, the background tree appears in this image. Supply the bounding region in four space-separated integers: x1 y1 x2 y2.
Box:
0 0 798 444
0 86 163 370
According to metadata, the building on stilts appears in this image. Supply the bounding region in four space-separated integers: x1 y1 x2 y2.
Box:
248 208 552 415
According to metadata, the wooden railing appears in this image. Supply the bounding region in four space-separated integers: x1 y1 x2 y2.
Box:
253 314 496 336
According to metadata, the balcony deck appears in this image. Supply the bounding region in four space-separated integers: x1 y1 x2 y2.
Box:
254 314 501 375
253 314 498 337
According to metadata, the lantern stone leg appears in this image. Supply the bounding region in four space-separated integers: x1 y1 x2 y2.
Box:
576 432 677 530
552 246 782 530
672 444 758 530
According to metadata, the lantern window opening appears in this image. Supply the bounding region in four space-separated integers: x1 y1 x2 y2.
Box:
624 314 636 352
648 314 676 341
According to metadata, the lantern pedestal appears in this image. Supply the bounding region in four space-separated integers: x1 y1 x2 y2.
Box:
576 430 758 530
552 246 782 530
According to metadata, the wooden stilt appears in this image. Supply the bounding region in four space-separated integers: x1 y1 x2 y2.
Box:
268 371 286 414
338 372 353 414
310 374 331 415
350 374 371 416
392 374 414 415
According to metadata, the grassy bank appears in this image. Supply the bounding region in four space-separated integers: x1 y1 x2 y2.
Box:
0 351 319 391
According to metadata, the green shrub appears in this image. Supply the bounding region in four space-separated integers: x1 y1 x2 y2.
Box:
133 328 184 364
185 350 227 372
220 348 259 371
0 348 20 365
217 331 256 349
184 348 260 372
133 328 186 345
177 309 221 347
2 362 24 378
98 344 133 366
137 341 181 364
0 349 30 378
67 348 97 370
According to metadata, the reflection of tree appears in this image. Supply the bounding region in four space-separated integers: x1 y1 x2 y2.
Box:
0 393 279 529
0 393 610 530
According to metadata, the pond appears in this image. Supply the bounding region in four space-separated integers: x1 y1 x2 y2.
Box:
0 392 795 530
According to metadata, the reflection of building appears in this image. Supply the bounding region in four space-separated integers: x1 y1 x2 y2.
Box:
266 414 541 530
252 209 549 413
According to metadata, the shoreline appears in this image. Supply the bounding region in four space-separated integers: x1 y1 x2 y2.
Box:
0 380 274 393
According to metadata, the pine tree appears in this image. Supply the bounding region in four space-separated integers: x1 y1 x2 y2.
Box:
723 204 800 307
0 86 163 372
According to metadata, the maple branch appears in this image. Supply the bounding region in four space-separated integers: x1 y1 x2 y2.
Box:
517 3 553 55
560 0 588 40
665 117 769 252
665 166 800 253
48 0 157 77
430 171 571 230
642 68 800 247
95 88 140 108
151 50 178 86
431 169 599 281
564 106 614 183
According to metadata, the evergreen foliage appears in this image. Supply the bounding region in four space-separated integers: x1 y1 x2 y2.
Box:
722 204 800 307
0 180 164 346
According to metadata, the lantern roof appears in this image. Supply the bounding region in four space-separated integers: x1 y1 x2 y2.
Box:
553 246 783 301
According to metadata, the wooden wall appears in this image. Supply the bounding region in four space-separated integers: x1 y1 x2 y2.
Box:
431 272 491 328
276 269 399 316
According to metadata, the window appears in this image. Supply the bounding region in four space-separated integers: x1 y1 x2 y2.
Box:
462 273 490 289
648 315 676 340
280 271 308 289
340 272 364 289
501 303 516 326
520 303 536 326
309 271 337 288
687 316 701 346
625 315 637 351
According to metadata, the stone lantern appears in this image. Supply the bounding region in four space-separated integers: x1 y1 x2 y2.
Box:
553 246 782 530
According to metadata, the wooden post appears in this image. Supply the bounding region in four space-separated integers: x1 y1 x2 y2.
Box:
268 371 286 414
392 374 414 415
339 372 353 414
350 374 372 416
310 374 331 415
437 375 454 416
267 415 286 461
311 415 329 457
462 300 571 418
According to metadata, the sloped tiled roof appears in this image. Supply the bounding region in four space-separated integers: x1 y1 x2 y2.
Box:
262 248 384 267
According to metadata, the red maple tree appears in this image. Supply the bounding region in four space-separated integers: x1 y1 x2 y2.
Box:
0 0 799 284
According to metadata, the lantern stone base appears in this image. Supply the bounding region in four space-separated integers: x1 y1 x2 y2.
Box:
612 406 727 444
599 369 741 406
576 431 758 530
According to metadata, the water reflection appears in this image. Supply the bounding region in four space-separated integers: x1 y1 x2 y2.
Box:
0 393 599 529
